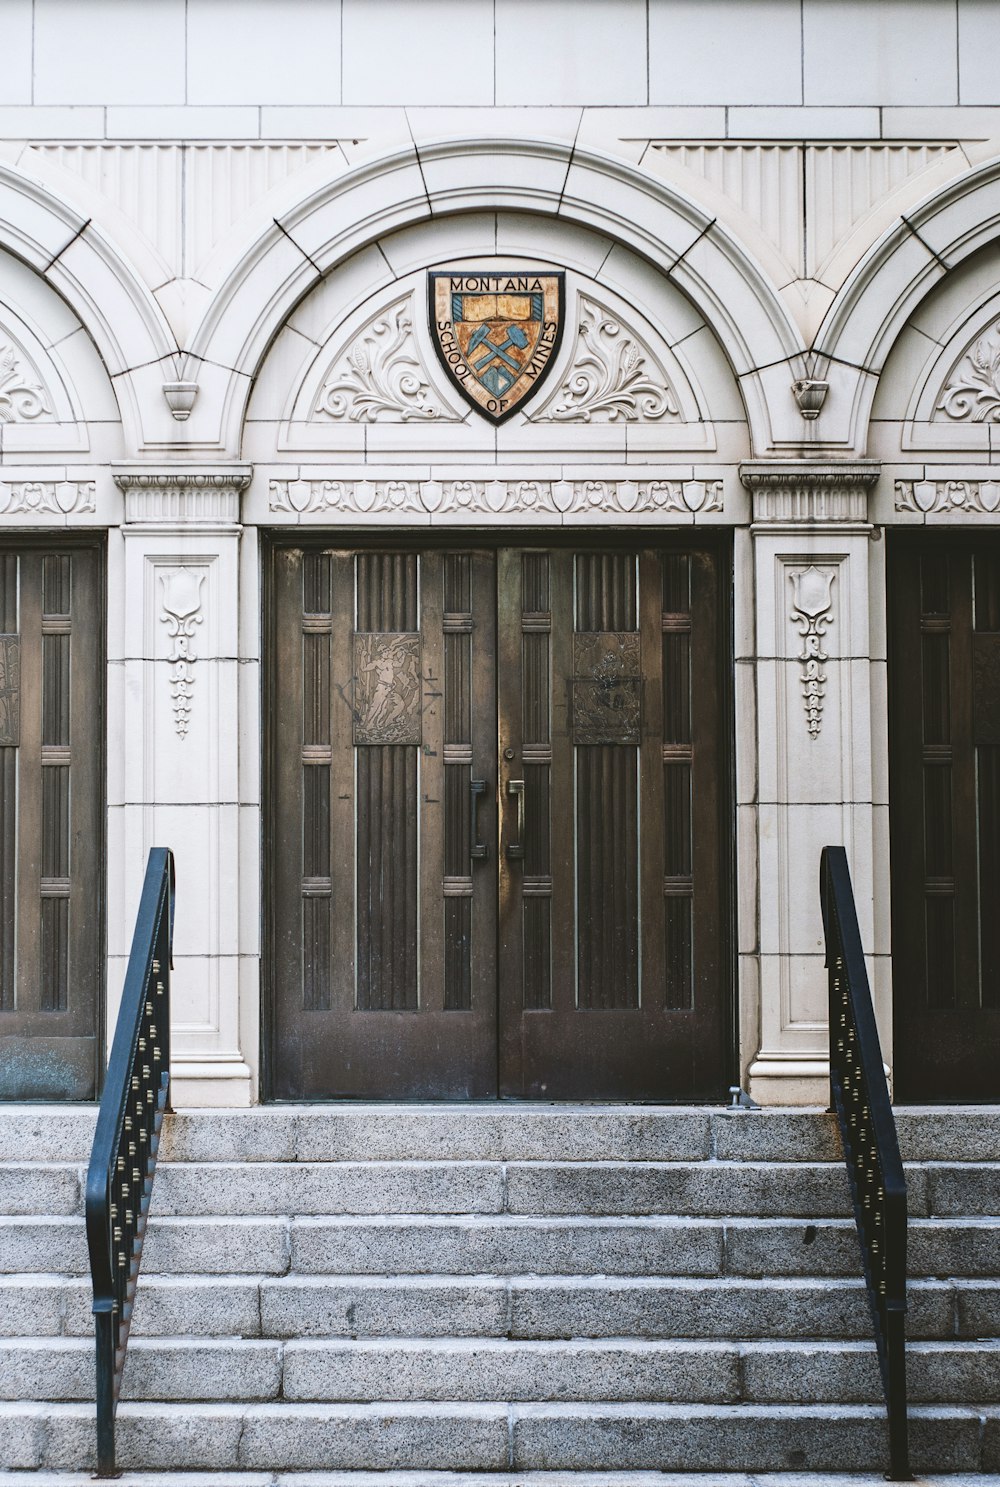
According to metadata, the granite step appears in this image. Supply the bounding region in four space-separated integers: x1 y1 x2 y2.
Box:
0 1400 993 1473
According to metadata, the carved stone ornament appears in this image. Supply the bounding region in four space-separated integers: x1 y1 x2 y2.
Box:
895 479 1000 515
0 481 95 516
114 468 251 523
353 632 422 745
159 568 205 739
741 463 878 524
936 323 1000 422
539 299 679 423
791 378 829 420
315 301 456 423
572 632 641 745
270 476 723 519
790 566 835 740
0 344 52 423
0 635 20 747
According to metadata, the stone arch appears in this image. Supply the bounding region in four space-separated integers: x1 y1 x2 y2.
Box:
816 154 1000 455
186 139 807 457
0 161 177 455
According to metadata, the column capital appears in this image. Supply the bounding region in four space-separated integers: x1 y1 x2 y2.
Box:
740 460 879 527
113 464 252 525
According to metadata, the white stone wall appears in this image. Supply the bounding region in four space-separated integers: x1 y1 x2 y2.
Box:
0 0 998 1104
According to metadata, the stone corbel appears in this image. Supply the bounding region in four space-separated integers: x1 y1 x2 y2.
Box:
114 465 252 525
740 461 879 527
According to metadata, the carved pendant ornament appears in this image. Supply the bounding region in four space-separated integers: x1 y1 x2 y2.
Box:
541 299 679 423
429 271 564 423
315 302 452 423
936 322 1000 422
0 344 51 423
572 632 641 745
790 566 835 740
159 568 205 739
353 633 422 745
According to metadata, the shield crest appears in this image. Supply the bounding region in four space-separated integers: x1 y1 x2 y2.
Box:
429 271 564 424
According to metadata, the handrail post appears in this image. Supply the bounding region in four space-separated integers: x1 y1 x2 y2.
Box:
86 847 175 1478
821 845 912 1482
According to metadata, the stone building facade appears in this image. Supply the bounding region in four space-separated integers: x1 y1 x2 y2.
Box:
1 0 999 1110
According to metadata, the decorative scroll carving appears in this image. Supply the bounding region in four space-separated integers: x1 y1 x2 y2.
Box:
936 324 1000 422
572 632 641 745
0 481 95 516
894 479 1000 515
0 345 52 423
790 566 835 740
315 302 456 423
0 636 20 747
270 476 723 518
539 299 679 423
159 568 205 739
353 633 422 745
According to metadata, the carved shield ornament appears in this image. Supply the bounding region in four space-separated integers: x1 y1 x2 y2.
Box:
429 271 564 423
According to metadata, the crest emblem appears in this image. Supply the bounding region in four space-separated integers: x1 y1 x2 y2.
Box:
429 271 564 423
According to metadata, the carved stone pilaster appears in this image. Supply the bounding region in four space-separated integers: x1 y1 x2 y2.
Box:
741 461 879 526
739 462 883 1106
114 465 252 524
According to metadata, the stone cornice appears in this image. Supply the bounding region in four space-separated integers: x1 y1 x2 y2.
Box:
114 465 252 524
740 461 879 524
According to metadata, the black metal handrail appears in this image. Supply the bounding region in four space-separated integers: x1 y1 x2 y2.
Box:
85 847 175 1478
821 845 911 1481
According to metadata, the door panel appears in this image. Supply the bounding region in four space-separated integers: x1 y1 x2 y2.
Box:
497 546 727 1100
0 544 103 1100
268 538 730 1102
890 537 1000 1101
269 546 497 1099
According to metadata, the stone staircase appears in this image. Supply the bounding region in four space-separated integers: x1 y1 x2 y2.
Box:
1 1105 1000 1483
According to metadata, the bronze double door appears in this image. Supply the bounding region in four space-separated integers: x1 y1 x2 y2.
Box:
268 539 730 1101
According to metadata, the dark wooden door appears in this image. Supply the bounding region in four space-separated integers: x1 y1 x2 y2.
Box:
497 546 728 1099
0 542 104 1100
267 539 730 1101
890 536 1000 1101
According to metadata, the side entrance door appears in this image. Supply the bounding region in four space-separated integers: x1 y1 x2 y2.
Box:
0 540 104 1100
267 539 730 1101
889 535 1000 1101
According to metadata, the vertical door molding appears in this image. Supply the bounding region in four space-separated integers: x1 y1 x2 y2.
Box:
112 466 254 1106
740 462 883 1105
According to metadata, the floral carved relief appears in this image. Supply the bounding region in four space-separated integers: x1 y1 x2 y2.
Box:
895 480 1000 515
0 481 95 516
537 299 680 423
270 476 723 518
159 568 205 739
790 566 835 740
0 345 52 424
936 324 1000 422
314 301 457 423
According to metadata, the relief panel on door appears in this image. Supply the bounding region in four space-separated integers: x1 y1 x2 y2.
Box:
0 545 104 1100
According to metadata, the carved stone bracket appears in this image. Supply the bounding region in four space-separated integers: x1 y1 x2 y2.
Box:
895 478 1000 515
115 467 252 524
0 481 95 516
159 568 205 739
741 462 878 525
789 566 836 739
270 476 723 519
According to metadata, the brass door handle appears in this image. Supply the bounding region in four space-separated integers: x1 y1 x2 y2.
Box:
507 779 525 859
470 778 487 862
